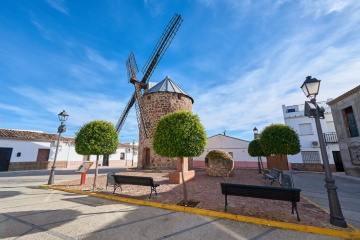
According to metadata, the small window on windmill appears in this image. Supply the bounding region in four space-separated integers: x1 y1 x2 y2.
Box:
178 94 181 100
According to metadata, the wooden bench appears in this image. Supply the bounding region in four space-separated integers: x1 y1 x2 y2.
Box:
220 183 301 221
112 175 160 199
264 168 282 186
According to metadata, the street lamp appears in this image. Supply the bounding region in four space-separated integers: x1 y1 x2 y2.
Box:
253 127 261 173
48 110 69 185
301 76 347 228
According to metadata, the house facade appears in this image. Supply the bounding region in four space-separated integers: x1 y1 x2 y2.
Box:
0 129 138 171
328 85 360 178
192 134 262 169
282 101 343 172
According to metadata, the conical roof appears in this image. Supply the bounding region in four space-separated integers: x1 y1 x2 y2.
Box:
146 76 194 103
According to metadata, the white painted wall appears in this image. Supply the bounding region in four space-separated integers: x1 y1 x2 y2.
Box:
0 139 83 162
282 101 339 164
193 134 258 162
0 138 138 165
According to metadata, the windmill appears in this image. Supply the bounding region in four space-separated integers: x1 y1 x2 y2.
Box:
115 13 183 139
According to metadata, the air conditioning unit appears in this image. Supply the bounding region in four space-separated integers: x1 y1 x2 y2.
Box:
312 141 319 148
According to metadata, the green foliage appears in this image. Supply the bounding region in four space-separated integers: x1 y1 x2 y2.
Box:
75 120 119 155
153 111 207 158
206 150 233 161
260 123 301 156
248 138 266 157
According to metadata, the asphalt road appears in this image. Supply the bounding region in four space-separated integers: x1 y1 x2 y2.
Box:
0 168 355 239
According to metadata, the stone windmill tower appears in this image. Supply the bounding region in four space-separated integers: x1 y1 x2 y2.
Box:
115 14 185 169
137 76 194 169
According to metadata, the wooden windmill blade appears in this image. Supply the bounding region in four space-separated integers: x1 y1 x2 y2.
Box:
126 51 139 82
115 93 136 132
141 13 183 84
115 13 183 134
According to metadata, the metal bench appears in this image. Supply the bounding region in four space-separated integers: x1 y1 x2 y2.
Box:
220 183 301 221
112 175 160 199
106 172 116 190
264 168 282 186
281 172 294 188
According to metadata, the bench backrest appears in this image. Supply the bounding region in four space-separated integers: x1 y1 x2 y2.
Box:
269 168 281 177
220 183 301 202
112 175 155 187
281 173 294 188
107 172 116 186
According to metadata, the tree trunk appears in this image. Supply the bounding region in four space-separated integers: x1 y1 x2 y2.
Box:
93 155 99 191
259 156 265 172
180 157 188 206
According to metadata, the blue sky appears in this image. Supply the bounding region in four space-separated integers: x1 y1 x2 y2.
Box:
1 0 360 143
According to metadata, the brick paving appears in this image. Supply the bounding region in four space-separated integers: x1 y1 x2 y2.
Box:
54 169 352 232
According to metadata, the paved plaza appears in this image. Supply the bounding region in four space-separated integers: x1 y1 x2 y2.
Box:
1 168 359 239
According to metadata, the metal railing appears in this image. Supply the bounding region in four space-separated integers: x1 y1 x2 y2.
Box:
323 132 338 143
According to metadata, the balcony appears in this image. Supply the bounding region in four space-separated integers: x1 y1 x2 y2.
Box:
323 132 338 143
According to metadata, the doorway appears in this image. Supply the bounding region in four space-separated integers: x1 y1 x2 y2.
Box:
333 151 344 172
37 149 50 162
0 148 12 171
144 148 150 169
103 155 109 166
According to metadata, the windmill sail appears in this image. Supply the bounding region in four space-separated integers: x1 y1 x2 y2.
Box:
115 13 183 134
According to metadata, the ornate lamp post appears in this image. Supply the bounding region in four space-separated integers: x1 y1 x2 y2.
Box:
301 76 347 228
253 127 261 173
48 110 69 185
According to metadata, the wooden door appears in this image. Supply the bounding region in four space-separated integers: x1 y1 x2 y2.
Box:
103 155 109 166
0 148 12 171
266 154 289 170
37 149 50 162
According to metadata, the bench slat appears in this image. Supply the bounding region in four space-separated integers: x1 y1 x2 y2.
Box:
112 175 159 199
220 183 301 221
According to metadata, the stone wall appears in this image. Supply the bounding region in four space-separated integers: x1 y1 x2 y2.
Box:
138 92 193 169
9 161 67 171
291 163 337 172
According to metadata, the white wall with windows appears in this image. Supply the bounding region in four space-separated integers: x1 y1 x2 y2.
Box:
282 101 339 165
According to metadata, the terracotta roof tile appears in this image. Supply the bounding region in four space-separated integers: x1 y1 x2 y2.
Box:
0 128 74 142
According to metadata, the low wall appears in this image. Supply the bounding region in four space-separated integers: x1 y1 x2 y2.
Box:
9 161 67 171
291 163 337 172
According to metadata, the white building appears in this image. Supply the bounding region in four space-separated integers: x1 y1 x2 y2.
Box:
0 129 138 171
192 134 261 169
282 101 344 172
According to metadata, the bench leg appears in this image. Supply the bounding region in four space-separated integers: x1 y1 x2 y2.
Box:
292 202 300 221
149 186 158 199
113 183 122 194
224 195 228 211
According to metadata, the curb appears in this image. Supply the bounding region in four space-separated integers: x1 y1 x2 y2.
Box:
41 185 360 239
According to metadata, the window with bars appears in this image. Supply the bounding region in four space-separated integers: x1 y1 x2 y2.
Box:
301 151 321 164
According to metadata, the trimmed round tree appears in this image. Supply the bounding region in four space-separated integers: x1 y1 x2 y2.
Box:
260 123 301 167
248 138 265 173
75 120 119 191
153 110 207 205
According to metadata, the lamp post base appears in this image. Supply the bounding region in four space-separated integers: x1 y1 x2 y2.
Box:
48 166 56 185
325 178 347 228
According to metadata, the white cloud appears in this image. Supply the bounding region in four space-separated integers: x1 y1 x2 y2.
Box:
45 0 69 15
85 48 118 71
